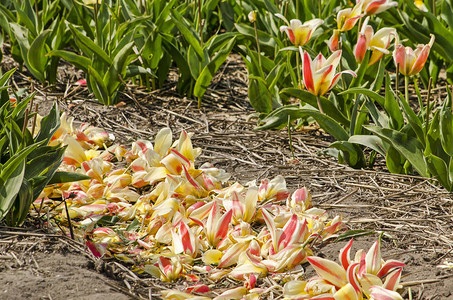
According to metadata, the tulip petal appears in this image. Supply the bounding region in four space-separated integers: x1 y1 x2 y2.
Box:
302 50 315 93
307 256 348 288
334 283 359 300
218 242 248 268
327 70 357 94
339 239 353 270
383 268 403 291
213 287 247 300
369 285 403 300
202 249 224 265
366 241 382 274
376 259 406 277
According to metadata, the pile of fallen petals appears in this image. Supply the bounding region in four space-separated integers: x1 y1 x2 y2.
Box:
31 113 406 299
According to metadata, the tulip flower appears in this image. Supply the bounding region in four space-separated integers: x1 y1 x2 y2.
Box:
357 0 398 15
287 187 311 212
261 209 310 267
282 18 324 46
276 14 323 47
248 11 256 23
258 175 290 203
301 49 356 112
393 34 435 77
336 3 364 32
223 186 259 224
354 18 397 65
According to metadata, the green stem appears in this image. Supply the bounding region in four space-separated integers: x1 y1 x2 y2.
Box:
413 78 423 114
94 1 100 46
318 0 321 18
198 0 203 48
316 95 324 114
253 22 261 66
35 0 40 32
395 64 399 91
198 97 202 109
296 0 299 18
404 75 409 104
296 51 301 88
424 77 433 140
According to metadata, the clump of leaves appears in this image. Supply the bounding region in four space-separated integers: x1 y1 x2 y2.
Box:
0 69 89 226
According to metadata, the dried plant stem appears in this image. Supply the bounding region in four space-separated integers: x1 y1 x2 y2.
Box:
64 200 74 240
31 103 39 137
21 108 29 136
287 116 295 160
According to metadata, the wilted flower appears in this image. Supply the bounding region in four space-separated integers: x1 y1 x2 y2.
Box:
258 175 290 203
276 14 323 47
393 34 435 76
223 186 259 224
146 256 184 282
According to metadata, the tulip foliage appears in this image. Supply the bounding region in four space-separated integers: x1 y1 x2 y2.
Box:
247 0 453 190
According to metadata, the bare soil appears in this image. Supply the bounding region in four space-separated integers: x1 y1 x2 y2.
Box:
1 54 453 299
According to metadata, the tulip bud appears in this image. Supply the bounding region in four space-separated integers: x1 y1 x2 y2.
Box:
248 11 257 23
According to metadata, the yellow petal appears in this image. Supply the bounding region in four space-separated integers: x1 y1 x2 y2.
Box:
202 249 224 265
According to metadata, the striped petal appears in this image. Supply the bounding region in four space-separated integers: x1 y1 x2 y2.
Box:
369 286 403 300
333 283 359 300
382 268 403 291
302 49 315 94
366 241 382 275
376 260 406 277
307 256 348 288
339 239 353 270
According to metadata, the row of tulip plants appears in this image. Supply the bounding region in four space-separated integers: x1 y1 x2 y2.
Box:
246 0 453 191
2 0 453 189
19 94 405 299
0 0 239 105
